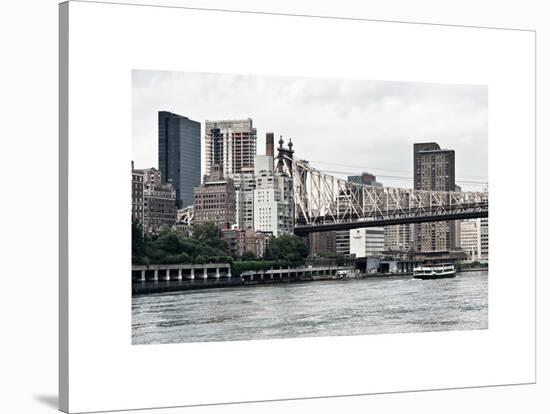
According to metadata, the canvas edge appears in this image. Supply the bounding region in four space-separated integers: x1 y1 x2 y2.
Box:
59 1 70 412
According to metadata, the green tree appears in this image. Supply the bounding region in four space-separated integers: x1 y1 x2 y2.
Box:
131 223 231 265
240 251 257 261
191 222 228 251
265 234 309 263
131 220 146 263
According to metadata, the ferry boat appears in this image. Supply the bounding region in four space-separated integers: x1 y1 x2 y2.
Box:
413 263 456 280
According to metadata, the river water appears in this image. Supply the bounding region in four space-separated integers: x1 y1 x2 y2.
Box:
132 270 488 345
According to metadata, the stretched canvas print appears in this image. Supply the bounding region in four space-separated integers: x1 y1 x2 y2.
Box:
131 71 489 345
60 1 535 412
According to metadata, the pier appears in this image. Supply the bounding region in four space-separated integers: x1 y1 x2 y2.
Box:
132 263 231 283
132 264 354 295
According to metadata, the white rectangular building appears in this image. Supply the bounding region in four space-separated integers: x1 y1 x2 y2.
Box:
228 167 256 230
460 218 489 261
253 155 293 237
349 227 385 258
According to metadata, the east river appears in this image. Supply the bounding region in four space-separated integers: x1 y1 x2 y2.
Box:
132 270 488 345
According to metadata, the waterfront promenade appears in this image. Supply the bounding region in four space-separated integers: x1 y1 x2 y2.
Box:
131 263 488 295
132 263 354 295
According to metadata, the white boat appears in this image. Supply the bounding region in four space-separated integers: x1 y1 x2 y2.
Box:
413 263 456 280
336 270 348 278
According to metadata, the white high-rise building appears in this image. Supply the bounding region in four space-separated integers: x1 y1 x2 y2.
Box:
253 155 293 237
460 220 480 260
204 119 257 178
349 227 385 258
479 217 489 261
460 218 489 261
228 167 256 230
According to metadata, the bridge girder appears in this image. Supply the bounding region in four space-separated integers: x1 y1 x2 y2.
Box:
275 153 489 230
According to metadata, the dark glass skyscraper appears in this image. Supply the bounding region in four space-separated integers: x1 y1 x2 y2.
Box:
158 111 201 208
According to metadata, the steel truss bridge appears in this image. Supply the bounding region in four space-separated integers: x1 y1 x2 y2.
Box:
275 152 488 236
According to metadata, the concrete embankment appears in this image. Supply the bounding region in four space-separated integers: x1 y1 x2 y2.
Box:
133 273 341 295
132 266 489 295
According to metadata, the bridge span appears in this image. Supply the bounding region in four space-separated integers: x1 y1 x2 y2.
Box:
274 141 488 235
293 210 488 235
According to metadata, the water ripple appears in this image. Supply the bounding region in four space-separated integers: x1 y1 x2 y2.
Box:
132 271 488 345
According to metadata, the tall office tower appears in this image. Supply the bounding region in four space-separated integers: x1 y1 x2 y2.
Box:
413 142 456 252
204 119 257 178
253 155 293 237
158 111 201 209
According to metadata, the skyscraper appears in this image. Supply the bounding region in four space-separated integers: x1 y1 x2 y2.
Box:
204 119 257 178
413 142 456 252
158 111 201 208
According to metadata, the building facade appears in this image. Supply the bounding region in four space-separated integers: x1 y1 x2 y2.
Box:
265 132 275 157
131 161 144 227
460 219 481 261
228 167 256 230
139 168 177 234
413 142 457 252
384 223 414 252
479 217 489 261
460 217 489 261
244 228 272 258
158 111 201 208
347 172 382 187
335 230 351 256
253 155 294 237
308 231 337 257
221 227 272 259
193 170 237 228
204 119 257 178
349 227 385 258
337 173 386 257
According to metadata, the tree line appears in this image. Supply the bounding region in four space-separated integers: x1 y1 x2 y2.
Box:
132 220 309 273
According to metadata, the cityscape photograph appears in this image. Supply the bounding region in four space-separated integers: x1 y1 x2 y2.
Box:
131 70 489 345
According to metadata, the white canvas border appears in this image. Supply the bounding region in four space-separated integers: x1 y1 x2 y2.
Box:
60 1 536 412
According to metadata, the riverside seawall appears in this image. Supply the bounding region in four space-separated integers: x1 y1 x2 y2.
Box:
132 265 488 295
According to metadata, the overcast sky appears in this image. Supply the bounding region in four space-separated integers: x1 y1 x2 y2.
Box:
132 70 488 191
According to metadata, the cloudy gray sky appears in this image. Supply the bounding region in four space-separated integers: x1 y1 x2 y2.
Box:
132 70 488 191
